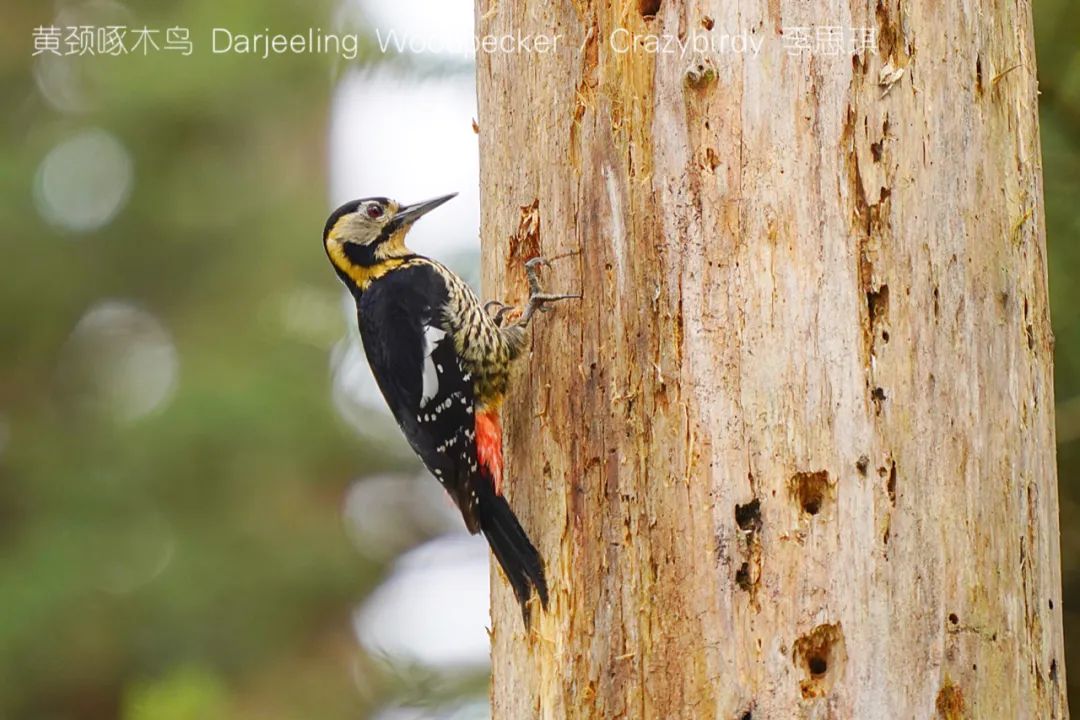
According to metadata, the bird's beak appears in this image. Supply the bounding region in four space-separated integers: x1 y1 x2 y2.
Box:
394 193 458 226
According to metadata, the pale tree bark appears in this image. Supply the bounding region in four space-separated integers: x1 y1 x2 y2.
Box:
474 0 1066 717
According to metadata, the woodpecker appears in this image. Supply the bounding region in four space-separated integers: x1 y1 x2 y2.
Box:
322 193 576 623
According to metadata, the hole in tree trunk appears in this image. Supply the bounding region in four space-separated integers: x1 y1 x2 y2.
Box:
791 471 831 516
735 562 753 591
793 623 845 699
639 0 661 17
735 498 761 532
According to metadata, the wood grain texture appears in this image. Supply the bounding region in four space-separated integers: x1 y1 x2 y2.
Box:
474 0 1066 717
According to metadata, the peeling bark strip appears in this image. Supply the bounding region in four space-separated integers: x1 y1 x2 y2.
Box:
475 0 1066 718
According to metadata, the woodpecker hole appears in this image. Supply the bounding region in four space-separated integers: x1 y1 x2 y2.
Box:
735 498 761 532
887 462 897 505
870 140 883 163
975 55 984 95
735 562 753 591
791 471 830 516
871 385 888 417
856 455 870 476
702 16 715 30
793 623 845 699
739 712 752 720
948 612 959 625
639 0 662 18
867 284 890 326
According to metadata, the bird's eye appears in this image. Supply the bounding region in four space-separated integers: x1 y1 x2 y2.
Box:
366 204 384 219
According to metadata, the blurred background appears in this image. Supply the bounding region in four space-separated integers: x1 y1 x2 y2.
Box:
1 0 1078 718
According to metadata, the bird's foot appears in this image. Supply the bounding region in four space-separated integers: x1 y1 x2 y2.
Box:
518 256 580 328
483 300 516 328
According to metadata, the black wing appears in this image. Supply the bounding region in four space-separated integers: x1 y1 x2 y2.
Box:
356 263 549 618
356 264 479 519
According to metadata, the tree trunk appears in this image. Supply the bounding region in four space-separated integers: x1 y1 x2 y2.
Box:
475 1 1066 717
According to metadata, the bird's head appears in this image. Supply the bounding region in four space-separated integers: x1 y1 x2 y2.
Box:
323 193 457 278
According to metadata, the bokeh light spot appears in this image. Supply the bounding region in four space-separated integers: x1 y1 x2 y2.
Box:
342 473 462 561
35 128 133 233
56 300 179 422
354 535 491 670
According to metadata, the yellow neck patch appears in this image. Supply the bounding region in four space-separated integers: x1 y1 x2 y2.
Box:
377 227 410 258
325 212 415 292
326 240 408 291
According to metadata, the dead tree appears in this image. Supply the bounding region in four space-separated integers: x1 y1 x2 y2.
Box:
476 1 1066 717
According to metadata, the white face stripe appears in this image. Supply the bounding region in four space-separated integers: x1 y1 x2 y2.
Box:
420 325 447 407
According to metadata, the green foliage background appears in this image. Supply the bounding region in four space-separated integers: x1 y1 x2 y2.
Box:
1 2 413 718
0 1 1078 717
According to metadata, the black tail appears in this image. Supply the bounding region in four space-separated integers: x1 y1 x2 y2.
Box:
475 481 549 625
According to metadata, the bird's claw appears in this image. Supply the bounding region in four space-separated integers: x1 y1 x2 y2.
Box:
524 257 551 296
518 256 580 328
524 257 551 270
483 300 515 327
